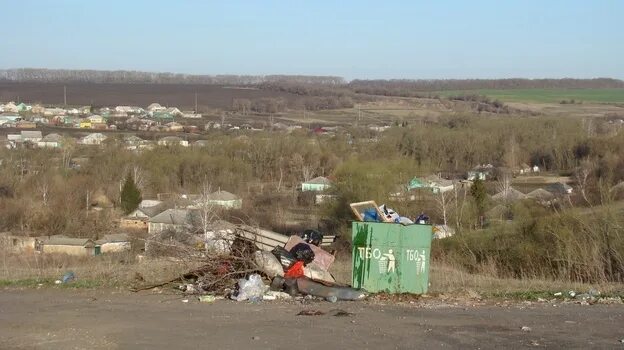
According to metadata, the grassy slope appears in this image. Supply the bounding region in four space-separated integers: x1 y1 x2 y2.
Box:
434 88 624 103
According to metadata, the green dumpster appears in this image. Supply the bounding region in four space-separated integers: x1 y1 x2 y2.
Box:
352 222 433 294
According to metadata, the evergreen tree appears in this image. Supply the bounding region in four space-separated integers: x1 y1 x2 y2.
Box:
120 172 142 214
470 178 487 226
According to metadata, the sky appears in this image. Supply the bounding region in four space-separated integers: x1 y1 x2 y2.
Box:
1 0 623 80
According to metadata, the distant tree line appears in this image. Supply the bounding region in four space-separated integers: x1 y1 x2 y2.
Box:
349 78 624 93
0 69 345 86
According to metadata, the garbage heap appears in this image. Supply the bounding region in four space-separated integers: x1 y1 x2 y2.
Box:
168 231 367 303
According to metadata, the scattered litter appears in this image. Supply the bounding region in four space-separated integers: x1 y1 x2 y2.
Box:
181 299 189 303
182 284 197 294
263 290 292 301
568 291 576 298
296 277 367 301
284 236 335 271
554 292 562 297
284 261 305 278
62 272 75 284
198 295 217 303
233 274 268 302
54 280 62 285
297 310 326 316
521 326 532 332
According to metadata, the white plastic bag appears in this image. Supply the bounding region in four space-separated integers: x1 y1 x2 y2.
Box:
234 274 268 302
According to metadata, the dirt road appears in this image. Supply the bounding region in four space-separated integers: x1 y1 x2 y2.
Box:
1 288 623 349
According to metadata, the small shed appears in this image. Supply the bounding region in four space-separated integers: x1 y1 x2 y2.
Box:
546 182 573 195
301 176 332 192
96 234 131 253
40 236 99 256
207 190 242 209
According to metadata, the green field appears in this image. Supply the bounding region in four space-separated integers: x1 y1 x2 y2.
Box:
435 88 624 103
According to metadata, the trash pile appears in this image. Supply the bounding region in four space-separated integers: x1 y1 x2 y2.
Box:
135 230 367 303
350 200 429 225
231 234 366 302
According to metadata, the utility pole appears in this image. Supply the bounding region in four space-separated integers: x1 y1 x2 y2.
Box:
356 106 361 127
194 92 198 113
85 191 90 218
64 85 67 106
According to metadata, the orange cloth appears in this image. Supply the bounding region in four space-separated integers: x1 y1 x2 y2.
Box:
284 261 305 278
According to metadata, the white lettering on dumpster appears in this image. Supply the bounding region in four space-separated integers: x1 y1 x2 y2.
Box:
405 249 427 274
358 248 428 275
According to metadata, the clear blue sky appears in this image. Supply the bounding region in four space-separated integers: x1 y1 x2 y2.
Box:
2 0 622 79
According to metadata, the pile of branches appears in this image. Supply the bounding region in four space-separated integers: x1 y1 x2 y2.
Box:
133 238 260 295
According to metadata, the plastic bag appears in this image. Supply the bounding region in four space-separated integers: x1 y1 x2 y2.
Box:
254 251 284 278
272 246 296 269
285 261 305 278
234 274 268 302
297 229 324 246
289 243 315 265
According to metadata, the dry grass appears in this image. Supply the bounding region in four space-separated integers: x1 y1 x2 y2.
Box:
3 250 622 299
328 251 622 297
0 250 198 288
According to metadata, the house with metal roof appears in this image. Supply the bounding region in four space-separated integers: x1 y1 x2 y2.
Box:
95 233 131 253
40 236 99 256
157 136 188 147
148 209 197 234
207 190 242 209
21 130 43 143
80 133 107 145
301 176 332 192
37 133 63 148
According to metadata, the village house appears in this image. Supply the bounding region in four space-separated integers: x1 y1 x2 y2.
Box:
43 107 66 117
165 121 184 132
21 130 43 143
193 140 210 147
16 103 32 112
115 106 144 114
39 236 100 256
122 202 167 230
526 188 556 205
151 111 175 121
95 233 131 253
546 182 573 195
88 115 105 124
37 133 63 148
467 164 494 181
147 103 166 112
79 119 92 128
158 136 188 147
206 190 243 209
80 133 107 145
164 107 182 116
3 102 19 113
491 187 527 202
6 134 22 148
0 233 40 254
301 176 332 192
16 120 37 129
182 111 202 119
148 208 197 234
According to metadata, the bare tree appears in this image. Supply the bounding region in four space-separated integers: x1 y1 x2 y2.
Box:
575 160 594 206
38 179 49 206
434 188 455 227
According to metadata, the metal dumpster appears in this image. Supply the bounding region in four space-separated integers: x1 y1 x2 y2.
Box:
352 221 432 294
